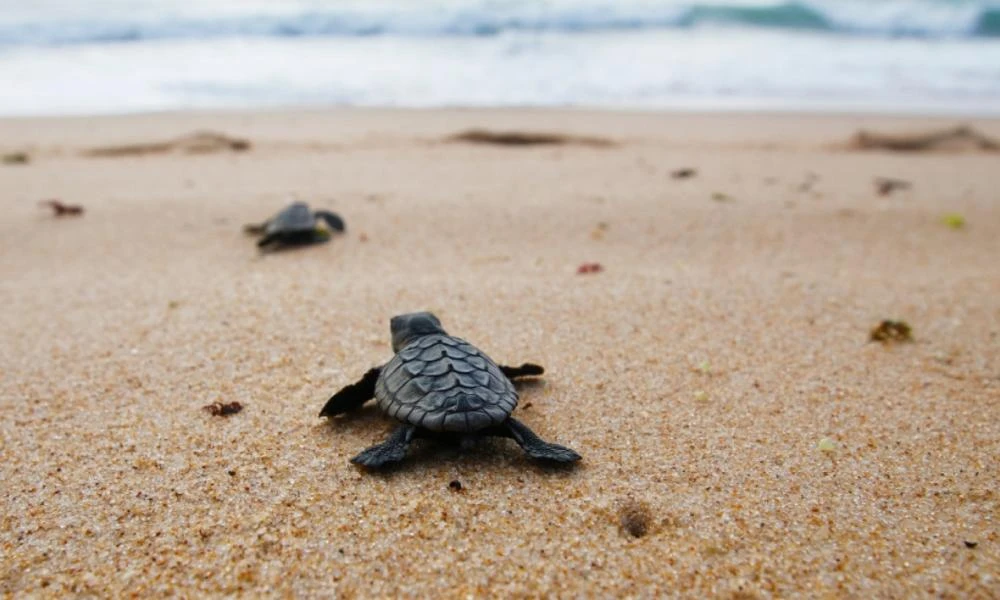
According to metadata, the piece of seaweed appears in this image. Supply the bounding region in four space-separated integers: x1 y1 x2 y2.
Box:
869 320 913 343
85 131 251 158
203 401 244 417
849 126 999 153
447 129 613 148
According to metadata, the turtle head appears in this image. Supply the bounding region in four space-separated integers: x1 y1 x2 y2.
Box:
390 312 446 352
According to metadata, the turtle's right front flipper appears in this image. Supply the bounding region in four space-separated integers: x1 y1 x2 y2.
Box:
320 367 381 417
499 363 544 380
315 210 346 233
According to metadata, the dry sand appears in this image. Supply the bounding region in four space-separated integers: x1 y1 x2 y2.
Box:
1 109 998 597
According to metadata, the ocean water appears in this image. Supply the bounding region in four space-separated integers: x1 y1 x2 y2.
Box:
1 0 999 116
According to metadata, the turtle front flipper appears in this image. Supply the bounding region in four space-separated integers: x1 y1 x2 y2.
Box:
314 210 346 232
351 425 416 468
256 232 282 248
259 228 332 250
502 418 581 463
320 367 381 417
499 363 545 380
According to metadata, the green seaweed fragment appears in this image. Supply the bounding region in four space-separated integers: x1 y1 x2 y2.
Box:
817 437 836 453
941 213 966 229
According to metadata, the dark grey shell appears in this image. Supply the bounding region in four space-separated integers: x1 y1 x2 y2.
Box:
374 334 517 432
265 202 316 235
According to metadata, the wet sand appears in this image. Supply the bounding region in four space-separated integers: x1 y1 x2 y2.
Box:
1 109 998 597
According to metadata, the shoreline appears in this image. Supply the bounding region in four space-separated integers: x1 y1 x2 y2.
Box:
4 103 1000 122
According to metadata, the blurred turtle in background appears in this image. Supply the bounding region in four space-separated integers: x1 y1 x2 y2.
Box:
244 201 345 250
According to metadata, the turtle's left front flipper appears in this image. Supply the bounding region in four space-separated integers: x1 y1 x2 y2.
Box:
499 363 544 380
315 210 346 233
320 367 380 417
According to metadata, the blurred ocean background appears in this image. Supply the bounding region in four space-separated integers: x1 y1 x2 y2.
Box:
1 0 999 116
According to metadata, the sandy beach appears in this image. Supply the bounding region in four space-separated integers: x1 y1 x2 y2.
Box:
1 108 998 597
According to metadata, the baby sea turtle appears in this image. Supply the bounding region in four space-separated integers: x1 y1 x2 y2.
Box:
320 312 581 468
244 201 345 250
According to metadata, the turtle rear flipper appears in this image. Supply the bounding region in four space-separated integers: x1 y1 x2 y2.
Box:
351 425 415 468
502 418 581 463
320 367 381 417
243 221 269 235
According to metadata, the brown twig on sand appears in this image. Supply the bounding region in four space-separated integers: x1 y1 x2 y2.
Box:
447 129 614 148
84 130 251 158
671 168 697 179
203 401 244 417
39 199 84 216
577 262 604 275
849 125 999 153
874 177 912 196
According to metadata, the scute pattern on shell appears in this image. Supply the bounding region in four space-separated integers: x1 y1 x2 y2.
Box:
375 334 517 432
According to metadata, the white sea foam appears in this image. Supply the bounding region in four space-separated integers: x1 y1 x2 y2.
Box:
0 0 998 115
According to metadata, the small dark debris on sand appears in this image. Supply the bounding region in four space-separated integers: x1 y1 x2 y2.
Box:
203 401 244 417
870 320 913 343
711 192 734 203
40 199 84 216
448 480 463 492
849 125 999 153
964 540 978 549
619 499 652 538
590 221 610 240
84 130 251 158
875 177 912 196
577 262 604 275
447 129 613 148
671 168 697 179
798 172 820 193
3 152 30 165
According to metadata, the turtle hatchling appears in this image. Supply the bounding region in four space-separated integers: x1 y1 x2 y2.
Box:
244 201 345 250
320 312 581 468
